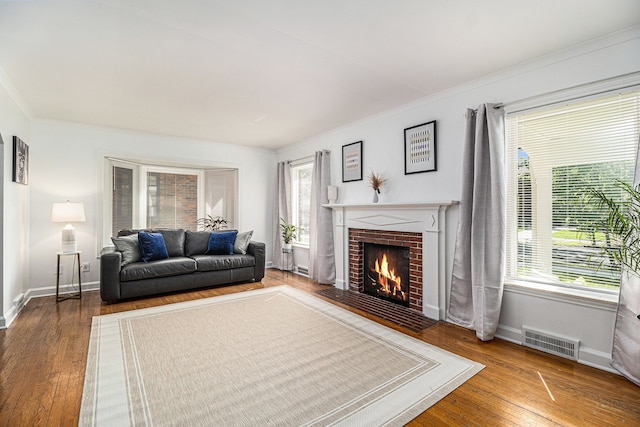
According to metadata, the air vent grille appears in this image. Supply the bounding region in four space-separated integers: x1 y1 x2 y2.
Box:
522 327 579 360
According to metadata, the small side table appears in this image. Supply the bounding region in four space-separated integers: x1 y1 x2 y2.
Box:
56 251 82 302
282 247 293 277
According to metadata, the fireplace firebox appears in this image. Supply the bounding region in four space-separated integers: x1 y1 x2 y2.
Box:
362 242 410 307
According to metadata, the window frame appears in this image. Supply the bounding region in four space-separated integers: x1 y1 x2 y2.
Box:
504 83 640 298
138 164 205 228
291 160 313 247
103 158 209 245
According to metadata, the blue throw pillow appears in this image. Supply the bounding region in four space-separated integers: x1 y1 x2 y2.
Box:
206 231 238 255
138 231 169 262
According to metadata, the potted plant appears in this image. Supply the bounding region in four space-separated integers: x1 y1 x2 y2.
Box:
280 217 297 250
196 215 228 231
589 180 640 273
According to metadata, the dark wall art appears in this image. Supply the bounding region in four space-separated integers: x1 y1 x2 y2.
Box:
342 140 363 182
12 136 29 185
404 120 436 174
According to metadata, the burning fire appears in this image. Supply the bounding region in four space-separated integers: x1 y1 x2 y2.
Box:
374 253 405 300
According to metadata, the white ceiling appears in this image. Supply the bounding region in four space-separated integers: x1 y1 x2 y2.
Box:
0 0 639 149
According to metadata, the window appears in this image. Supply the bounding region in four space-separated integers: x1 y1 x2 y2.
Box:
145 171 199 230
106 158 237 242
506 90 640 292
291 162 312 245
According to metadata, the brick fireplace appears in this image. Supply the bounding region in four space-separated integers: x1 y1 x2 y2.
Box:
325 201 457 320
349 228 422 311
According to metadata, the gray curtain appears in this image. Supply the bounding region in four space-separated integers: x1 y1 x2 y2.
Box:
448 104 506 341
611 134 640 386
272 161 292 270
309 150 336 284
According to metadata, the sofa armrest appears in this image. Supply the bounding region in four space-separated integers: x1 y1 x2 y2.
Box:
100 251 122 302
247 241 265 281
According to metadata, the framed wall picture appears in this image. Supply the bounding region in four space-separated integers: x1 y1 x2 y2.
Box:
404 120 436 174
342 140 363 182
12 136 29 185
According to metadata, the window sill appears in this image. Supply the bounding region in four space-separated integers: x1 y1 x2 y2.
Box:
504 279 619 311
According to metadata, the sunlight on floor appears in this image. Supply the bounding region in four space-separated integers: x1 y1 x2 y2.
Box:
537 372 556 401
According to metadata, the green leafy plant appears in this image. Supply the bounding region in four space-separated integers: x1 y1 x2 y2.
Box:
196 215 228 231
280 217 297 244
589 180 640 273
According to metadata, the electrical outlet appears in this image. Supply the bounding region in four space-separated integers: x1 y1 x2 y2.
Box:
81 262 90 273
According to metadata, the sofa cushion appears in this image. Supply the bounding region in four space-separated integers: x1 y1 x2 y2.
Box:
111 233 141 266
120 257 197 282
185 231 210 256
234 230 253 254
206 230 238 255
117 229 185 257
138 232 169 262
192 254 255 272
156 229 186 257
186 230 240 256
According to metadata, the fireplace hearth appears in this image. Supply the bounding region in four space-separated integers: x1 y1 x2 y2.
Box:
363 242 410 307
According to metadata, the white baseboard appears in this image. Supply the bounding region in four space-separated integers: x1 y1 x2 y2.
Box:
333 279 347 290
495 324 523 345
495 323 615 374
423 304 441 321
579 347 616 374
0 281 100 328
25 280 100 302
1 293 27 329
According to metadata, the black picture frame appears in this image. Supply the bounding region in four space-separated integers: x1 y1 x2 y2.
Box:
342 140 363 182
404 120 436 174
12 136 29 185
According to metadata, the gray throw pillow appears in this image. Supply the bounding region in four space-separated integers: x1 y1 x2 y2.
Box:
111 233 141 266
234 230 253 254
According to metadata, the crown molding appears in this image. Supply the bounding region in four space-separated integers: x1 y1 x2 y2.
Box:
0 66 33 120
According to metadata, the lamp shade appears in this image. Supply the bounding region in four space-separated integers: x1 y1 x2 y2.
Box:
51 201 86 223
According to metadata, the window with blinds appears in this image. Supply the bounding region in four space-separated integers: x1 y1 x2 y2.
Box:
105 159 238 245
506 89 640 291
291 162 312 245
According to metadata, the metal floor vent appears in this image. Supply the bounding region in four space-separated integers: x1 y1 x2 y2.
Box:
296 266 309 276
522 327 579 360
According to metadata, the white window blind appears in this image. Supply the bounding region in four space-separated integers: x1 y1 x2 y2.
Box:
506 90 640 291
291 162 312 245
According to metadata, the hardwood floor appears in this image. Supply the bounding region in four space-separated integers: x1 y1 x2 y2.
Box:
1 269 638 426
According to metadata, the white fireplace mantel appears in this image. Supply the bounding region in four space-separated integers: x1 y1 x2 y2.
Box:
324 200 458 320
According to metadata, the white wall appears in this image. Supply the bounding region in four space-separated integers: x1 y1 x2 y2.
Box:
27 120 276 291
0 71 31 328
276 27 640 371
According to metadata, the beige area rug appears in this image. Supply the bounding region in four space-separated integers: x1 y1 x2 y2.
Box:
80 286 483 426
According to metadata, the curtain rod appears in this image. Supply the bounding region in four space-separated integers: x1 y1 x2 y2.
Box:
290 149 331 166
290 155 314 166
467 71 640 116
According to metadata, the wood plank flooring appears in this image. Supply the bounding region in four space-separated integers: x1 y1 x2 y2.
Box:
1 269 638 426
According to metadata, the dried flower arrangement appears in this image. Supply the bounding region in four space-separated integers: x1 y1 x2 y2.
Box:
368 171 387 194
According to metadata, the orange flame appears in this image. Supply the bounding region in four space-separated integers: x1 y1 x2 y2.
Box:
374 253 403 298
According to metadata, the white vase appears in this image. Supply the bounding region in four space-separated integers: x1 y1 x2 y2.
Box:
283 242 292 250
373 191 379 203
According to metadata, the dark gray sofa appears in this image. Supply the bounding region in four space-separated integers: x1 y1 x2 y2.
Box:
100 229 265 303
